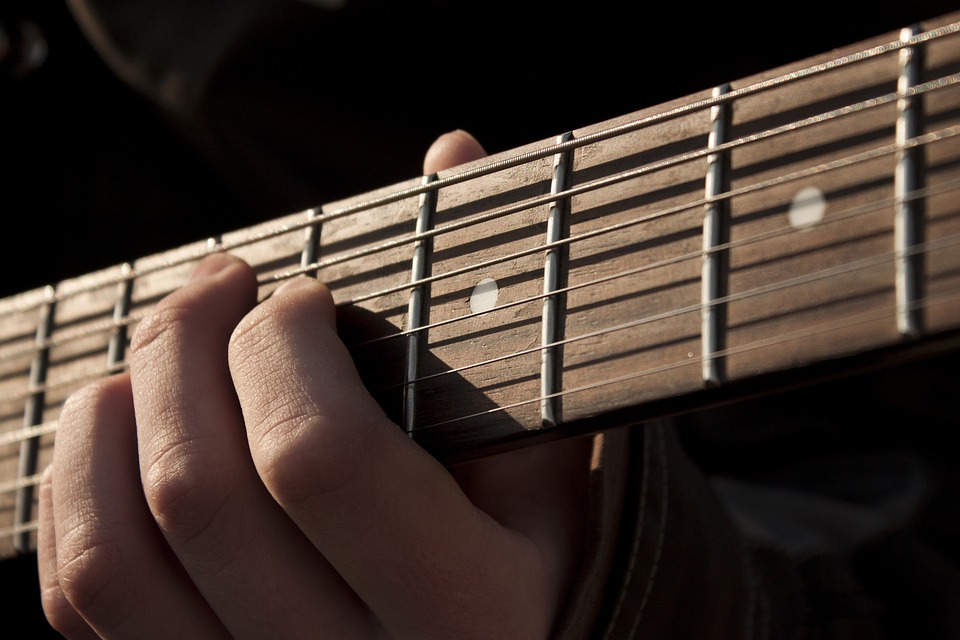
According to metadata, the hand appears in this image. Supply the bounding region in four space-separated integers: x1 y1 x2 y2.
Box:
37 130 593 639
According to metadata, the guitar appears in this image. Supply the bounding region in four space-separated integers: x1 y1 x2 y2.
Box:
3 5 960 635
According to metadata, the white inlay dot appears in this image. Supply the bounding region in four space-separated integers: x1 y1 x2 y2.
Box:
469 278 499 314
788 186 826 229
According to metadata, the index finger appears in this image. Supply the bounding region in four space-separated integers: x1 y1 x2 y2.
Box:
229 276 570 639
226 130 587 639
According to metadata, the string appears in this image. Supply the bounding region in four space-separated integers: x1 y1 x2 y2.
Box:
2 220 958 449
383 232 960 392
1 139 958 409
3 100 955 371
0 314 139 364
265 75 960 301
1 20 957 321
0 520 36 540
4 19 960 551
2 282 957 510
0 360 130 409
0 420 56 449
416 287 960 432
353 176 960 347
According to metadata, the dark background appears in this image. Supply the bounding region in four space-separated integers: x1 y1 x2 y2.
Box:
4 0 958 299
2 1 959 636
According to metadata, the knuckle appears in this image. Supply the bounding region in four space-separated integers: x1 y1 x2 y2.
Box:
129 298 197 359
55 535 133 627
253 409 365 507
229 300 279 354
41 584 87 637
141 440 231 540
60 375 126 425
228 305 290 389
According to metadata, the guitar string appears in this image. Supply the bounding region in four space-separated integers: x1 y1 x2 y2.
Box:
0 73 955 380
0 32 956 462
2 219 958 461
2 218 959 448
378 232 960 391
1 74 957 371
265 75 960 303
354 175 960 349
0 20 956 320
3 19 960 550
0 170 960 446
414 287 960 433
0 127 958 409
2 283 958 526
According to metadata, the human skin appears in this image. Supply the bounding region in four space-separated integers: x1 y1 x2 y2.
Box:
37 130 593 639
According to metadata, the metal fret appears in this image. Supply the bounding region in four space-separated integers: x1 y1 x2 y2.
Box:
13 285 56 553
301 207 323 272
895 25 922 337
403 174 438 434
107 263 135 371
702 84 731 387
541 132 574 427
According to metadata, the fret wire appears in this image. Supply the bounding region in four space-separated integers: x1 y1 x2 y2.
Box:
382 231 960 392
403 175 438 434
416 287 960 434
4 285 959 505
2 125 957 381
895 25 923 337
7 24 957 552
354 175 960 352
14 285 56 553
268 75 955 295
0 312 139 366
273 20 959 225
321 121 960 310
702 84 731 387
540 133 574 428
0 237 958 487
300 207 323 273
6 21 955 322
107 262 135 371
3 176 956 422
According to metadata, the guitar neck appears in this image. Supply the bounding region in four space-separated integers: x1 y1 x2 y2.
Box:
2 12 960 560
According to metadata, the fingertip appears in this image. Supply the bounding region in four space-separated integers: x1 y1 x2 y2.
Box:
423 129 488 174
272 276 337 323
186 252 248 284
274 275 327 297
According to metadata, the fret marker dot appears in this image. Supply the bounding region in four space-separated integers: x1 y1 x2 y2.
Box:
470 278 499 313
789 186 826 229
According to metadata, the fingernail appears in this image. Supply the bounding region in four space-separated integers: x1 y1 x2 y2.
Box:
274 276 317 296
187 253 236 283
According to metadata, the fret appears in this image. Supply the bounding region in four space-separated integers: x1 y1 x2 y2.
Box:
724 28 907 381
541 133 574 428
895 25 923 338
13 287 55 553
107 263 135 371
403 175 438 433
0 13 956 522
701 84 732 387
415 140 557 448
301 207 323 273
558 88 710 432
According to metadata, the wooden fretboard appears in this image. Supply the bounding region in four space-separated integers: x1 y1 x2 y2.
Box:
2 12 960 561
